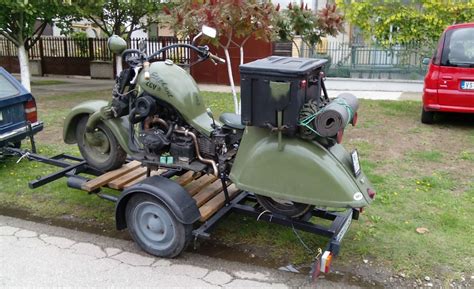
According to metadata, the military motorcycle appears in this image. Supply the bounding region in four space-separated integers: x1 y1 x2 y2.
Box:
63 26 375 257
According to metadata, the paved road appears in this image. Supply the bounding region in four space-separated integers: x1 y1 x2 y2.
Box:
0 215 360 288
29 75 423 101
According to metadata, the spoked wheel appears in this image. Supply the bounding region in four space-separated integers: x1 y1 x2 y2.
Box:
125 194 192 258
76 116 126 171
255 195 314 218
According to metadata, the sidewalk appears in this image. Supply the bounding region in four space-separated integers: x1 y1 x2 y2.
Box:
200 77 423 101
0 215 361 288
29 75 423 101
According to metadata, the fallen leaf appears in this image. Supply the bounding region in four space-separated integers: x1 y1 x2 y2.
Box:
416 227 429 234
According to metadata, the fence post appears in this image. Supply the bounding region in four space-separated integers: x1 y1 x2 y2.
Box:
161 38 167 60
39 38 45 76
63 38 68 58
350 44 356 68
88 38 94 60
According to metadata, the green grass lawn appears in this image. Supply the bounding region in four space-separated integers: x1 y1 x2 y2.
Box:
0 89 472 282
31 80 69 86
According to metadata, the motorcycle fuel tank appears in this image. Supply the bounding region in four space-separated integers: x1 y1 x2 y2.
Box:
230 126 374 208
138 61 214 136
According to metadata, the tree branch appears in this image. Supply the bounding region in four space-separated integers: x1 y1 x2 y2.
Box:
89 16 110 36
26 22 48 50
32 21 47 37
0 31 19 46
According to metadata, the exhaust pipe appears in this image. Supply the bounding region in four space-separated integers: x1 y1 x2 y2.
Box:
174 127 218 177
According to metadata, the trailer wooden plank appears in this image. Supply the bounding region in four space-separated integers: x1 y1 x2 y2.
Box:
122 169 166 189
199 184 240 221
108 167 148 190
184 174 218 196
193 179 224 207
81 161 142 192
175 171 199 186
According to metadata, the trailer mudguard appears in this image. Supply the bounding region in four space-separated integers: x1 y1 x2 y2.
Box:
230 126 374 208
62 100 132 155
115 176 201 230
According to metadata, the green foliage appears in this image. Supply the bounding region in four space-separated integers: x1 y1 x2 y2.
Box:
276 3 344 48
78 0 170 39
0 0 80 48
337 0 474 47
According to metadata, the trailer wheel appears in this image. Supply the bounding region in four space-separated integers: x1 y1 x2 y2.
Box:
255 195 314 218
76 116 126 171
125 194 192 258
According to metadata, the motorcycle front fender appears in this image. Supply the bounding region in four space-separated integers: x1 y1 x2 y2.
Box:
63 100 132 155
229 127 374 208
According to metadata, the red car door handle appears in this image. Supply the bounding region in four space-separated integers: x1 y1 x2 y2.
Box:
441 75 453 80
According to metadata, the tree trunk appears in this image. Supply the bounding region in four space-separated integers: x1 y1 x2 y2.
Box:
115 54 123 76
223 48 239 114
18 44 31 92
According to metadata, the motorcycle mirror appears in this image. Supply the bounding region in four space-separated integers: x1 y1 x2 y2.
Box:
202 25 217 38
192 32 203 45
107 35 127 55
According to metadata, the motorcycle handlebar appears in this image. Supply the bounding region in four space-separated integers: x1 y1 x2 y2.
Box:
122 44 225 68
209 53 226 64
147 43 205 61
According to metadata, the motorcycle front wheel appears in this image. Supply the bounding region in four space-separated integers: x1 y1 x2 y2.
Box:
255 195 314 218
76 116 126 172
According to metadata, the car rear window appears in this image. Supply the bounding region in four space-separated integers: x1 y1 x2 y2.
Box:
0 74 20 98
441 27 474 67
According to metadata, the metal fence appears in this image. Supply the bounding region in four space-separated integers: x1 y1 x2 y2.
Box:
0 36 192 63
301 41 432 79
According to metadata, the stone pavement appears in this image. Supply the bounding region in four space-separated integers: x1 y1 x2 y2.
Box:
0 215 359 288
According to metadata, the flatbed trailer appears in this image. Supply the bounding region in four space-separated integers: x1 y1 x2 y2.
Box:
6 147 359 281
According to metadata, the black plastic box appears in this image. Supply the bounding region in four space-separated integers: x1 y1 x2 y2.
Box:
240 56 328 134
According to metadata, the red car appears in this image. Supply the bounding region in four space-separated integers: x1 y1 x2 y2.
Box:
422 22 474 123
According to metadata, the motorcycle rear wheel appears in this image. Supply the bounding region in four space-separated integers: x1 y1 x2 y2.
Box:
255 195 314 218
76 116 126 172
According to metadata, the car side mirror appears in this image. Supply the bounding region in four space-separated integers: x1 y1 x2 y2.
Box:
422 57 431 65
108 35 127 54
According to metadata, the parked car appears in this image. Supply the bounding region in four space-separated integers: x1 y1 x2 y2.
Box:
421 22 474 123
0 67 43 150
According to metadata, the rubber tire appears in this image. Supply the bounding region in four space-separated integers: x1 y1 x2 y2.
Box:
125 194 192 258
76 116 126 172
255 195 314 218
421 108 435 124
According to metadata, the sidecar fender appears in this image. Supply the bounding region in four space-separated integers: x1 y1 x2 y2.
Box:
63 100 131 154
230 127 374 208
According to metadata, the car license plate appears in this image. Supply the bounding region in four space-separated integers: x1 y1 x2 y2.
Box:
460 81 474 90
351 150 361 177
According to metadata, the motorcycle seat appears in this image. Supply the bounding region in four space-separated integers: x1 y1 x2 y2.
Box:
219 113 245 130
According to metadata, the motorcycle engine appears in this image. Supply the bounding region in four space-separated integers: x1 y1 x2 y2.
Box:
139 129 170 155
170 134 195 163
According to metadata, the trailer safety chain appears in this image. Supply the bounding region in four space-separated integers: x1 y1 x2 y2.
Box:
291 223 315 255
256 210 272 222
16 151 31 164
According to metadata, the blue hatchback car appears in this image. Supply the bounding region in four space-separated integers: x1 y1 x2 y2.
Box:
0 67 43 149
